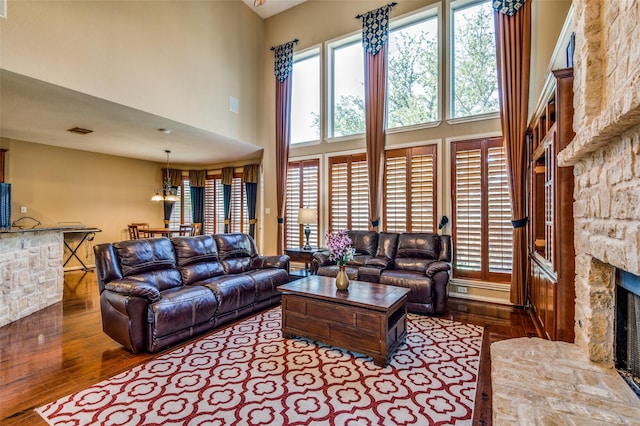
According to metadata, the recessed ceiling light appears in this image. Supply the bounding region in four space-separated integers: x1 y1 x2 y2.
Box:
158 128 171 134
67 127 93 135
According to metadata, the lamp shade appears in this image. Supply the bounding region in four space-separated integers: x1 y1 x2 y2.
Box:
297 208 317 224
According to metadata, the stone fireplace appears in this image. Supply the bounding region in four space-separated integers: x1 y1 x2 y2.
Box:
557 0 640 369
491 1 640 422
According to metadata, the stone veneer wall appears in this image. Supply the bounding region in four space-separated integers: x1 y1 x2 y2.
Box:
558 0 640 364
0 231 64 327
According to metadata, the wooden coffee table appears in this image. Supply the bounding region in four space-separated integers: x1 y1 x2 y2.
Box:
277 275 410 367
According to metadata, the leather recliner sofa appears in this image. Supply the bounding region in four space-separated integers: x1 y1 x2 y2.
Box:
312 231 452 314
93 233 290 353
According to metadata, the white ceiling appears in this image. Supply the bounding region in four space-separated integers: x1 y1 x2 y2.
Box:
241 0 307 19
0 1 308 166
0 70 263 165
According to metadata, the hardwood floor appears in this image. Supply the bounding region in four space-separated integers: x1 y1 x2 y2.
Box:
0 271 539 425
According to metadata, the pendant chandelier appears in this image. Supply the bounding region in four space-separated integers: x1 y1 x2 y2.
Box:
151 150 180 202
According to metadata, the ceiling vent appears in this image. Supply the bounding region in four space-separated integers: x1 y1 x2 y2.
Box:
67 127 93 135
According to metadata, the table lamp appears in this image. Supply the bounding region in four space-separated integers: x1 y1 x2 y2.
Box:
297 208 317 250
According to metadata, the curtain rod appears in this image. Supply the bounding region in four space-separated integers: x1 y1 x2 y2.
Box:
355 2 397 19
270 38 299 51
356 1 398 19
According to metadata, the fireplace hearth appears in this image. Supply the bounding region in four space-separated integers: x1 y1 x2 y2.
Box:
615 269 640 398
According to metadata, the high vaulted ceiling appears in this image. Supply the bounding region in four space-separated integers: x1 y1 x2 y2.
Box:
0 0 308 165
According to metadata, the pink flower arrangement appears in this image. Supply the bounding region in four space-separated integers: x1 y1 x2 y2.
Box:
325 230 355 266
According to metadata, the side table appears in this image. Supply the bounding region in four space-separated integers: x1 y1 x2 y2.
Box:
284 246 324 278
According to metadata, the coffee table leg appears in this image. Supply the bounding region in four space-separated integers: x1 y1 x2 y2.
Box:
372 355 387 367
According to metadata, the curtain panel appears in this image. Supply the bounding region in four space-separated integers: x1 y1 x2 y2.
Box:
273 39 297 254
161 168 183 228
189 170 206 234
243 164 260 239
358 3 395 230
494 0 531 305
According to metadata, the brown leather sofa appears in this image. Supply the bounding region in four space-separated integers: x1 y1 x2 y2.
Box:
312 231 452 314
93 233 290 353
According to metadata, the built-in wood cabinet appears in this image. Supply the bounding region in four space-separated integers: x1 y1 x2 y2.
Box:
526 68 575 342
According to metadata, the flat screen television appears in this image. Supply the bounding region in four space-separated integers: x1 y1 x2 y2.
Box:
0 183 10 230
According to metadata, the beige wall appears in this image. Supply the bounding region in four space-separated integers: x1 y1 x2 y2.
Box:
0 0 265 146
5 138 163 266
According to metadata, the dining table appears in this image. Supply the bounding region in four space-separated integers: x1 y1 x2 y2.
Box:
138 227 189 237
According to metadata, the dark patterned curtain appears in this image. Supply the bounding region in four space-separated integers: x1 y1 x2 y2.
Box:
222 167 234 233
494 0 531 305
162 168 182 228
273 39 297 254
243 164 259 239
189 170 206 234
358 3 395 231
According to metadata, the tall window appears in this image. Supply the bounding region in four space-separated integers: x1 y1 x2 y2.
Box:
169 179 192 228
202 173 247 235
329 37 365 138
451 137 512 283
387 9 439 128
384 145 437 232
285 159 319 247
328 154 369 231
451 0 499 118
291 48 321 144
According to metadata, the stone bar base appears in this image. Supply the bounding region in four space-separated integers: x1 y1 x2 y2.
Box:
492 337 640 424
0 230 64 328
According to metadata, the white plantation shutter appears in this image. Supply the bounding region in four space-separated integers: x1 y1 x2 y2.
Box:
384 145 436 232
329 154 369 231
487 146 513 273
385 155 407 232
285 160 319 248
454 148 483 273
169 179 193 228
352 159 369 230
329 161 349 231
204 177 225 235
230 177 246 233
452 138 512 282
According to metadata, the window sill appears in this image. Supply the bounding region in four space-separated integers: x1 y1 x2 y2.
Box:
386 120 442 134
446 111 500 125
290 139 322 148
325 133 365 144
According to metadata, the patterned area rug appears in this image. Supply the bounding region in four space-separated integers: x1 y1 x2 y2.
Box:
37 307 483 425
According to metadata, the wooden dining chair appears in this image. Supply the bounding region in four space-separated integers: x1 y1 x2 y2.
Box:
178 224 192 236
128 224 140 240
190 223 202 236
130 222 149 230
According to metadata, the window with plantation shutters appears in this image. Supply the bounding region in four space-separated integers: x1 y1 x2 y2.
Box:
451 137 512 282
384 145 436 232
169 179 193 228
204 177 225 235
328 154 369 231
285 159 319 248
203 173 247 235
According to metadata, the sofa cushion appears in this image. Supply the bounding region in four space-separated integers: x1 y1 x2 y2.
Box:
171 236 220 267
148 285 218 338
396 233 441 260
347 231 379 256
201 274 256 315
376 232 399 259
214 233 258 260
394 258 433 273
379 270 434 305
317 265 359 280
114 238 177 277
245 269 290 301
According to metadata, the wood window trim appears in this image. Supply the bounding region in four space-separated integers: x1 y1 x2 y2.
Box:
328 154 369 231
451 136 511 283
383 145 437 233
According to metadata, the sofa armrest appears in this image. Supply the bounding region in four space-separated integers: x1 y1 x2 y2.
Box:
251 255 290 270
364 256 394 269
104 279 161 302
425 261 451 277
311 251 333 275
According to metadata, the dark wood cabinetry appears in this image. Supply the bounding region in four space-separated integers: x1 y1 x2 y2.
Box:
526 68 575 342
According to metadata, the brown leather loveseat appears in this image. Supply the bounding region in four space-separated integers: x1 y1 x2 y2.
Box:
93 233 290 353
312 231 451 314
